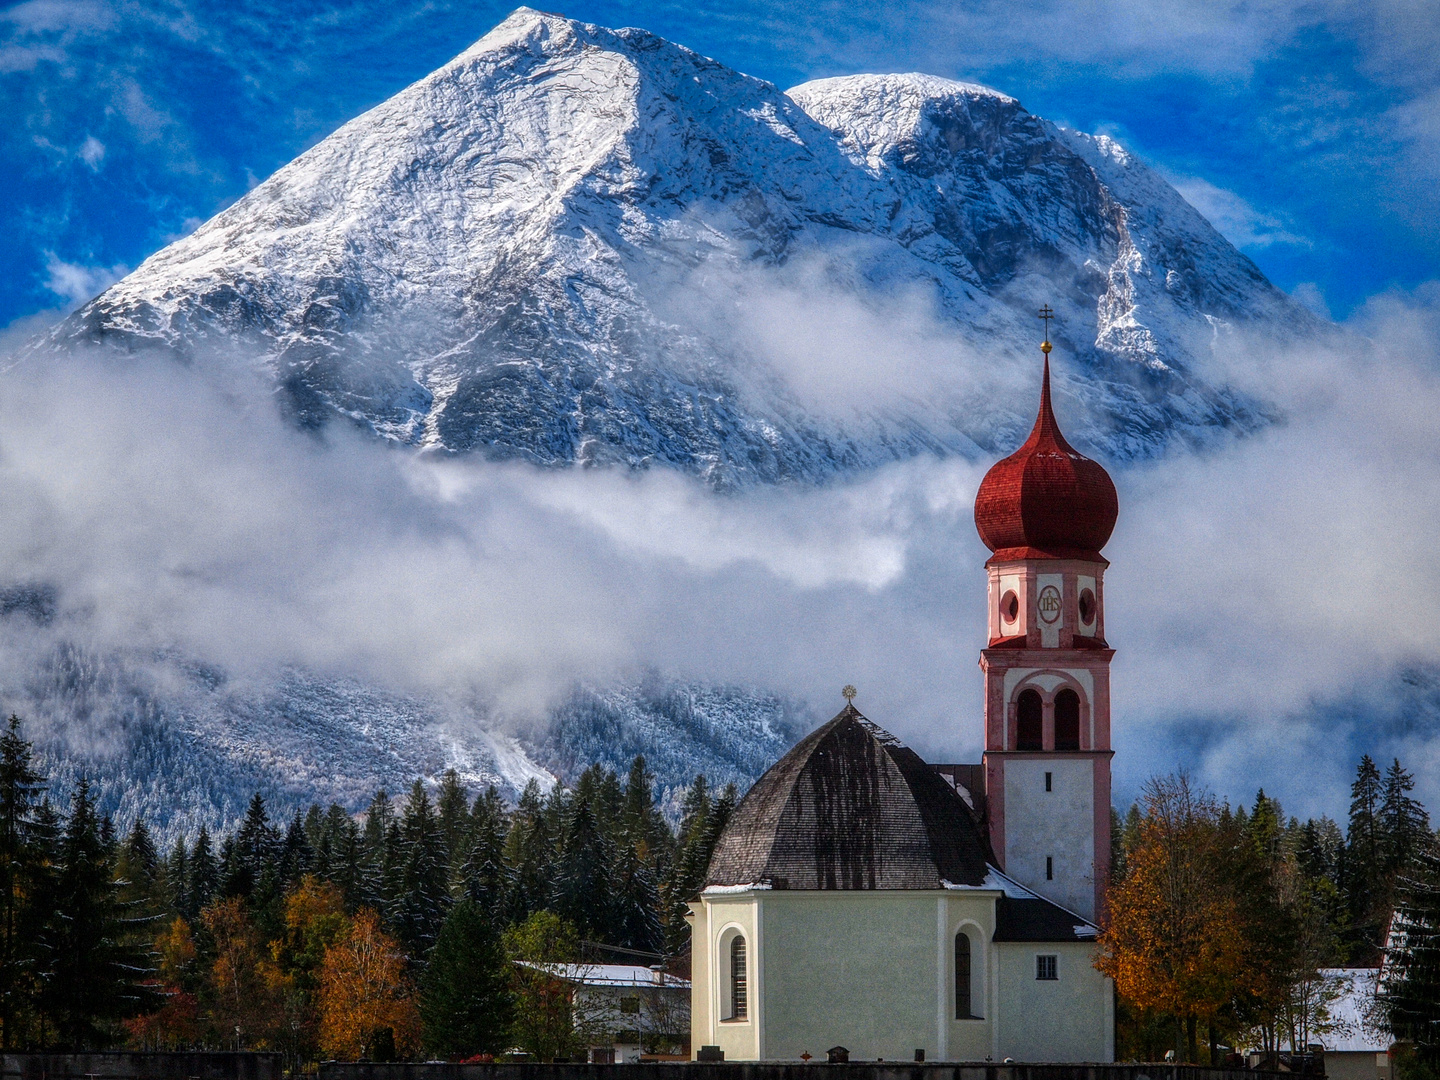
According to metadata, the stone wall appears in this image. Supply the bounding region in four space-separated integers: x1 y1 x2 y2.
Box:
319 1063 1274 1080
1 1052 283 1080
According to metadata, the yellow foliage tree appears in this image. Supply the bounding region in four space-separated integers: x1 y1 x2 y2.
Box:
1097 774 1257 1061
202 898 284 1049
317 908 420 1060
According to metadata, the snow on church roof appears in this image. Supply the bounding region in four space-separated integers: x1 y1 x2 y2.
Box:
705 704 993 890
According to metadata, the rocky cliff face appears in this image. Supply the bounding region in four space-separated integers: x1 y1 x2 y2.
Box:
38 8 1307 485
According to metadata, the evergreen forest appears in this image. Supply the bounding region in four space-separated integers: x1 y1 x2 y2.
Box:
5 704 1440 1071
0 715 732 1062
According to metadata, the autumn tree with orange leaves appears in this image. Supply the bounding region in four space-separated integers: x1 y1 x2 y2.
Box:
1098 774 1260 1062
317 909 421 1060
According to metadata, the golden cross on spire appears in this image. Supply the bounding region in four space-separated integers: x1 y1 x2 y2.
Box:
841 684 857 703
1038 304 1054 354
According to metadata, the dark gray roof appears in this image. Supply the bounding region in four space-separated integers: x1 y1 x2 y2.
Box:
705 705 992 890
993 896 1096 942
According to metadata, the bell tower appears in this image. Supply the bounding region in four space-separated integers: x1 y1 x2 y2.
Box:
972 315 1118 922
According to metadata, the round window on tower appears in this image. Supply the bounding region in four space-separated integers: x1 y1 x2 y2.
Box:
1001 590 1019 624
1078 588 1096 625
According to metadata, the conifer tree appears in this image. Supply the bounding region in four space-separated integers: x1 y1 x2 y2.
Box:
1382 759 1431 878
1378 846 1440 1060
420 898 512 1057
0 715 45 1046
187 827 218 918
163 837 188 919
505 781 554 922
325 807 364 911
662 776 712 954
552 796 613 941
0 715 45 1047
435 770 471 876
460 788 512 918
612 840 663 953
391 781 450 959
359 789 395 912
39 779 155 1048
1346 755 1387 960
118 819 161 913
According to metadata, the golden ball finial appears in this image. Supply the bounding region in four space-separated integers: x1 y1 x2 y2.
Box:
841 684 857 703
1040 340 1052 354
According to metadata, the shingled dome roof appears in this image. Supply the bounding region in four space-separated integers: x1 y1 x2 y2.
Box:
705 705 992 890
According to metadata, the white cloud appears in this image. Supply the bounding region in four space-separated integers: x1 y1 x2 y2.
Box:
78 134 104 169
41 252 126 308
2 279 1440 824
1170 175 1311 251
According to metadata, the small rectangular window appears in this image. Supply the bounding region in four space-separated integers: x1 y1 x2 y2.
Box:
1045 771 1052 792
620 996 640 1014
1036 954 1058 981
1046 856 1053 880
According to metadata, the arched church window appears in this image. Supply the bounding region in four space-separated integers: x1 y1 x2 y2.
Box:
728 934 748 1021
955 931 975 1018
1054 689 1080 751
1016 690 1042 751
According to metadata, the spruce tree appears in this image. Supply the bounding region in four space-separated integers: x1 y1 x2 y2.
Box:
0 714 46 1048
435 770 471 876
612 841 663 953
117 818 161 912
552 795 614 941
1379 846 1440 1060
391 781 450 958
326 806 364 910
459 788 512 919
38 779 154 1048
163 836 188 918
504 781 554 922
1346 755 1387 961
419 898 513 1057
359 789 395 911
278 810 313 886
662 776 712 954
1382 758 1432 878
187 826 218 917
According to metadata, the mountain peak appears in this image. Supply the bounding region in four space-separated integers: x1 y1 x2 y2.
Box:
36 9 1309 484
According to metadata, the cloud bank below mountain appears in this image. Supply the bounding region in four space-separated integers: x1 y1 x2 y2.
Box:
1 279 1437 822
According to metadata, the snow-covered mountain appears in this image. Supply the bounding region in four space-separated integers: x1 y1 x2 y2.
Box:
36 8 1309 485
2 595 806 836
10 9 1326 828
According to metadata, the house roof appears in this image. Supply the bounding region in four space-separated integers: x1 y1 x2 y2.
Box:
514 962 691 990
704 704 993 890
1316 968 1387 1053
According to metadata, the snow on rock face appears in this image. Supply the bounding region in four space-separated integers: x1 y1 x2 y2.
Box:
38 9 1311 483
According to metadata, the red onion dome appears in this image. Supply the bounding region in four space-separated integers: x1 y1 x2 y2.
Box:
974 355 1118 563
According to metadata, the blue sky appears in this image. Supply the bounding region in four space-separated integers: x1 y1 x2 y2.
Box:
3 0 1439 330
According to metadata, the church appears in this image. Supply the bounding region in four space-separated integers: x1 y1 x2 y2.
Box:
688 331 1119 1063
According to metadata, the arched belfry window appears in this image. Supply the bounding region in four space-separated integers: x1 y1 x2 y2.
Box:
1054 688 1081 751
955 931 977 1018
1016 690 1042 751
726 934 748 1021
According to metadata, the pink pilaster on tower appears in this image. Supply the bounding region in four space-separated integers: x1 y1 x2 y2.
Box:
972 347 1118 923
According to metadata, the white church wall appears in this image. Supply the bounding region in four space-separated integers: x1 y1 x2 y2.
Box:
995 942 1112 1062
761 892 938 1060
690 895 761 1061
942 895 998 1061
1003 758 1096 919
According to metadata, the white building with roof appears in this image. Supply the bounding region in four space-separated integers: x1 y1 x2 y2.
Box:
1315 969 1391 1080
516 962 690 1063
687 348 1120 1063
